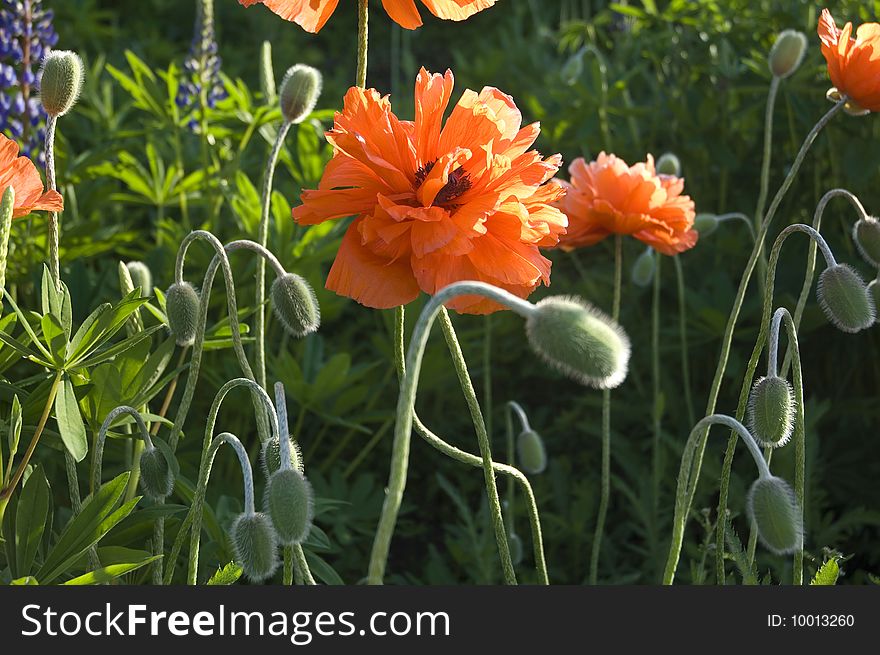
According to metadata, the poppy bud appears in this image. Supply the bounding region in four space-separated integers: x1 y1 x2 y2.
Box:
271 273 320 338
261 435 303 477
139 446 174 501
126 261 153 296
747 376 795 448
560 50 584 86
516 429 547 475
817 263 876 333
746 475 803 555
868 280 879 324
693 213 719 237
165 281 201 346
39 50 85 117
526 296 630 389
507 532 524 566
853 216 880 268
631 247 656 287
768 30 807 79
231 512 279 582
655 152 681 177
265 468 314 546
279 64 322 124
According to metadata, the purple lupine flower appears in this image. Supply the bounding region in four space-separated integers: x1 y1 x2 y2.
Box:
0 0 58 166
177 0 227 130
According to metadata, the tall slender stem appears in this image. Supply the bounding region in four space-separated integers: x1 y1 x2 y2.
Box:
674 256 695 427
590 235 622 584
651 254 662 520
356 0 369 88
754 76 781 294
44 116 60 288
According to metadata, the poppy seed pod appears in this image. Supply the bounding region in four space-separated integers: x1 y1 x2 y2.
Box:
525 296 631 389
516 429 547 475
853 217 880 268
746 475 803 555
138 446 174 501
231 512 279 582
868 280 879 324
261 435 303 477
39 50 85 117
164 281 200 346
768 29 807 79
631 248 656 288
655 152 681 177
265 468 314 546
279 64 322 124
126 261 153 296
817 263 876 333
270 273 320 338
693 213 719 237
747 376 796 448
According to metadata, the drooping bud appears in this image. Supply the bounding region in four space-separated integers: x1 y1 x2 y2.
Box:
631 247 656 288
655 152 681 177
853 217 880 268
525 296 631 389
516 430 547 475
868 280 879 324
139 446 175 501
39 50 85 117
768 30 807 79
264 468 314 546
507 532 524 566
747 376 795 448
165 281 201 346
126 261 153 296
693 213 719 237
261 435 303 477
746 475 803 555
231 512 279 582
279 64 322 124
271 273 320 338
817 263 876 333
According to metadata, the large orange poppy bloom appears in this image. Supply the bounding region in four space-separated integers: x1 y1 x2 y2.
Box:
293 68 567 315
239 0 497 32
0 134 63 218
818 8 880 113
554 152 696 255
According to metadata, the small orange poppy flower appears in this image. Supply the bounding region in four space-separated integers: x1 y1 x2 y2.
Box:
239 0 496 32
292 68 567 314
818 8 880 113
553 152 696 256
0 134 63 218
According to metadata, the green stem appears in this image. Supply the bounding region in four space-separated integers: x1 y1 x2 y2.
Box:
754 76 781 295
589 235 622 584
674 255 695 427
44 115 60 288
651 254 662 525
356 0 369 88
283 546 293 585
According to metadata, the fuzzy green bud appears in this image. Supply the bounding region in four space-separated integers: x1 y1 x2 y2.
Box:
279 64 322 124
165 281 200 346
768 30 807 79
126 261 153 296
746 475 803 555
526 296 630 389
747 376 795 448
271 273 320 338
516 429 547 475
655 152 681 177
693 213 719 237
261 435 303 477
631 248 656 288
39 50 85 117
138 446 174 501
817 263 876 333
231 512 279 582
853 217 880 268
265 468 314 546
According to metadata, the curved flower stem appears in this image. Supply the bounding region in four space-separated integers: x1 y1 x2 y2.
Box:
92 406 153 495
44 115 60 288
663 414 770 584
754 75 781 293
673 99 845 571
674 255 695 427
438 308 516 584
255 121 292 391
356 0 369 88
716 213 756 243
590 235 622 585
504 403 518 536
367 283 534 584
713 224 834 583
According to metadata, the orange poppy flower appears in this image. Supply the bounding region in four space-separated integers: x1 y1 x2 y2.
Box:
818 8 880 113
292 68 567 315
554 152 696 255
0 134 63 218
238 0 496 32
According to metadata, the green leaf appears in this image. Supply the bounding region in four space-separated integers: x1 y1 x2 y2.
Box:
63 555 161 585
0 329 48 365
40 313 68 366
74 324 163 370
124 335 174 400
68 303 111 359
1 292 52 361
304 551 344 585
67 292 150 365
13 466 50 577
55 375 88 462
811 558 841 585
10 576 39 585
206 562 243 585
7 393 22 461
85 363 124 429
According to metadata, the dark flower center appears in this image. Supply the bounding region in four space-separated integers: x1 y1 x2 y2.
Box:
415 160 472 208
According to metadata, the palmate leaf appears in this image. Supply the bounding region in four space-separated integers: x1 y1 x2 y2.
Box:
67 291 150 366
